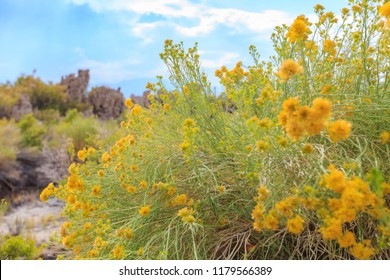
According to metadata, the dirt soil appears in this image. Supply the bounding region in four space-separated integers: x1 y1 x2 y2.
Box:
0 197 66 259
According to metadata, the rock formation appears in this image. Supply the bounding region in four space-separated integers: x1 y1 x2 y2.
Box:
88 86 125 119
60 69 89 103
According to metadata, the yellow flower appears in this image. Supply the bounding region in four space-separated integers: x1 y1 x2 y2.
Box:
286 15 311 43
264 213 279 230
112 244 124 259
282 97 300 115
338 230 356 248
379 2 390 18
131 104 142 116
139 205 151 216
97 170 105 177
139 180 148 189
311 98 332 120
349 241 376 260
327 120 351 142
380 131 390 144
301 143 314 154
216 185 226 193
172 194 187 206
251 204 264 220
287 215 304 235
320 84 332 94
256 139 270 152
276 60 304 81
125 98 133 108
177 207 194 218
320 218 342 240
77 148 87 161
321 165 346 194
182 215 196 223
125 228 134 240
183 118 196 127
257 185 270 201
92 185 102 196
137 247 144 256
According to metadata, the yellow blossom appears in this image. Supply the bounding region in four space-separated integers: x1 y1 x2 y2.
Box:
327 120 351 142
287 215 305 235
380 131 390 144
276 60 304 81
125 98 133 108
139 205 151 216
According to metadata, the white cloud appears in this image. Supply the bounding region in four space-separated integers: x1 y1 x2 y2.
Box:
67 0 293 37
201 52 241 69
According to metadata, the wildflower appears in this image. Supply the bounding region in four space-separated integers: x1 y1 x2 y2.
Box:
256 139 269 152
321 165 346 193
276 60 304 81
137 247 144 256
216 185 226 193
139 205 151 216
311 98 332 120
327 120 351 142
177 207 194 217
380 131 390 144
320 84 332 94
139 180 148 189
287 215 305 235
323 39 336 55
379 2 390 18
182 215 196 223
125 98 133 108
180 140 191 151
282 97 300 115
320 218 342 240
97 170 105 177
257 185 270 201
92 185 102 196
131 104 142 116
349 241 376 260
101 152 111 163
183 118 196 127
338 231 356 248
251 204 265 220
112 244 124 259
130 165 138 172
172 194 187 206
125 228 134 240
276 136 289 147
301 143 314 154
83 222 93 231
77 148 87 161
163 103 171 110
264 213 279 230
286 15 311 43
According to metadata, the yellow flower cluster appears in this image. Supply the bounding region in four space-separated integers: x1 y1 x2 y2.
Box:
251 166 389 259
278 97 351 142
276 59 304 82
286 15 312 43
77 147 96 161
177 207 196 224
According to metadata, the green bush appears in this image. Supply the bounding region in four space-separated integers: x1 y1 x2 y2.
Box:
17 114 46 148
0 235 40 260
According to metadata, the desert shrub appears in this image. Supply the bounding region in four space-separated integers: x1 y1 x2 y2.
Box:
0 83 21 118
54 109 100 153
17 114 46 148
0 235 41 260
34 108 61 125
0 118 21 167
42 0 390 260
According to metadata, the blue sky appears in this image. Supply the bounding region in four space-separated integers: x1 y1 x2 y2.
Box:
0 0 349 97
